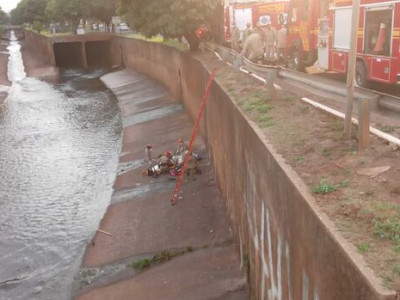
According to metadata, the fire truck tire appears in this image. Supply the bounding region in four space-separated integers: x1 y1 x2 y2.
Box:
355 61 368 88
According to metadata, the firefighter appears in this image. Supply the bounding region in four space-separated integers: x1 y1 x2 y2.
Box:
158 151 173 174
241 28 265 63
276 24 287 63
144 144 153 165
176 138 189 156
242 22 252 44
264 21 277 61
231 23 240 52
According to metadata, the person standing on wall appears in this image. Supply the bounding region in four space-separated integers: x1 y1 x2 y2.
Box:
242 22 252 44
231 23 240 52
264 21 277 62
276 24 287 64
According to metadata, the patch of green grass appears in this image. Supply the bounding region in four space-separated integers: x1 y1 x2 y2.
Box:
393 245 400 253
356 242 372 253
255 115 271 123
132 249 186 270
312 180 339 194
132 258 152 270
294 155 305 162
359 160 366 166
252 90 263 98
372 218 400 243
372 201 400 212
393 265 400 276
340 179 350 188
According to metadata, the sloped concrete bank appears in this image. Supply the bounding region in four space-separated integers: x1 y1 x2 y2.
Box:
108 37 398 300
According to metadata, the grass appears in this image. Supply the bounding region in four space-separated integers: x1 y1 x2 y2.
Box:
356 242 372 253
294 155 305 162
132 249 187 270
312 180 339 194
393 265 400 276
127 33 189 51
372 218 400 243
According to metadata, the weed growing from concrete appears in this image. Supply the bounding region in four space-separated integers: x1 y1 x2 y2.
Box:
312 181 339 194
356 242 372 253
132 249 186 270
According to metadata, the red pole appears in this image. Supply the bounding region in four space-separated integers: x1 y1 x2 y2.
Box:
171 68 216 205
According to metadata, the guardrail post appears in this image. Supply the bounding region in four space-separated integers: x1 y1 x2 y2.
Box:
357 98 370 150
264 70 278 101
233 53 242 69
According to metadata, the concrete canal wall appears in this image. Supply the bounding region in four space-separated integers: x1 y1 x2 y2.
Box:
26 33 397 299
110 37 396 300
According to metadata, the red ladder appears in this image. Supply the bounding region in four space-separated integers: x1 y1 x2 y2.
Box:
171 68 216 205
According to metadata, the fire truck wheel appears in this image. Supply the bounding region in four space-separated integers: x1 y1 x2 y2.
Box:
355 61 368 88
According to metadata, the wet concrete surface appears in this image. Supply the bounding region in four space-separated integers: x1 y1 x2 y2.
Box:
74 69 248 299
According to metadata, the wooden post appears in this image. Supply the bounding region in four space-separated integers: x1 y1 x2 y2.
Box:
344 0 360 138
357 98 370 150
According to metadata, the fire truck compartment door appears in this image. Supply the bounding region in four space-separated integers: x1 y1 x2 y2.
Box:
333 8 352 50
234 8 253 31
370 57 390 82
318 19 329 69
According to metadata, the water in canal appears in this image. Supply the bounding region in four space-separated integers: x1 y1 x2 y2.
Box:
0 32 122 299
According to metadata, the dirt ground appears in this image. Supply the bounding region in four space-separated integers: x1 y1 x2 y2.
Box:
196 52 400 291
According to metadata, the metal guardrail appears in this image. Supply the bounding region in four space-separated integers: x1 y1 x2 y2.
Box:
204 43 400 113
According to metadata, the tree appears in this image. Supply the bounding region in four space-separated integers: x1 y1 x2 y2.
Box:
10 0 48 25
0 6 9 25
84 0 116 30
119 0 217 51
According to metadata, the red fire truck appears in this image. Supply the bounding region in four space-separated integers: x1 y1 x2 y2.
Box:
326 0 400 86
286 0 400 86
224 1 290 42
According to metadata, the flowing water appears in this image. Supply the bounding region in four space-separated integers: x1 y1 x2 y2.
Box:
0 32 122 299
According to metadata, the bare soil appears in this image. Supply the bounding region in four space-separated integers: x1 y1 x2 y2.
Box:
196 52 400 291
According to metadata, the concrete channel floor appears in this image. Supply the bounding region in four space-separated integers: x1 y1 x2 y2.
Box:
75 69 248 299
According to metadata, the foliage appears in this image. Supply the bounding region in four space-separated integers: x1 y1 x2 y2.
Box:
312 180 339 194
32 20 44 33
10 0 48 25
372 218 400 243
0 6 9 25
119 0 217 50
356 242 371 253
132 249 185 270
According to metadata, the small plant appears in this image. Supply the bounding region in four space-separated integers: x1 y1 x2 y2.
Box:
393 245 400 253
340 179 350 188
393 265 400 276
372 218 400 243
293 155 305 162
312 181 339 194
356 242 372 253
255 115 271 123
132 258 152 270
186 246 193 252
